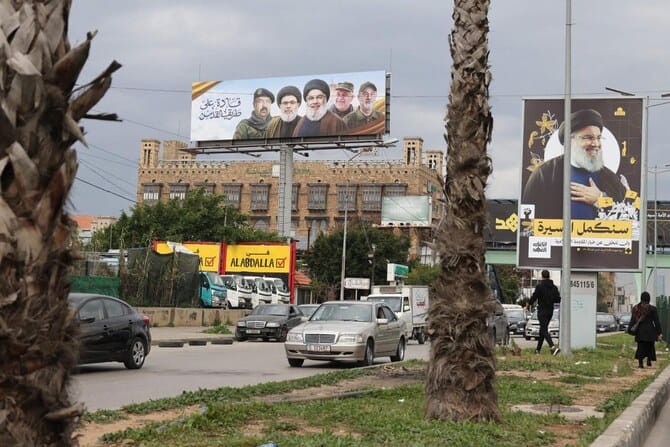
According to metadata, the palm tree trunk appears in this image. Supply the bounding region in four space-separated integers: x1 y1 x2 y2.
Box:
425 0 500 422
0 1 119 445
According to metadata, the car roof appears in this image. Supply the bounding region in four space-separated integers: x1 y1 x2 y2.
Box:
68 293 125 305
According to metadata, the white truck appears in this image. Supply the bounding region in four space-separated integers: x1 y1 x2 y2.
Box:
363 285 429 344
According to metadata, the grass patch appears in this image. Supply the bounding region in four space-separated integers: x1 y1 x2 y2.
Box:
202 324 231 335
91 336 668 446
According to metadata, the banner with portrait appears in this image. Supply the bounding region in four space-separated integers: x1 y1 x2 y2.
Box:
517 97 645 270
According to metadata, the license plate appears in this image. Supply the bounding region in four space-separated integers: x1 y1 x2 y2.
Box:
307 344 330 352
247 329 260 334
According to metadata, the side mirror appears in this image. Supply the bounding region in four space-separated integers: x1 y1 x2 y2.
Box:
203 282 210 290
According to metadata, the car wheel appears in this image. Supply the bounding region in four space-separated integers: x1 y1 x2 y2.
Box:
416 331 426 345
124 337 146 369
390 337 406 362
525 336 531 341
361 340 374 366
223 300 230 310
234 334 247 342
288 358 304 367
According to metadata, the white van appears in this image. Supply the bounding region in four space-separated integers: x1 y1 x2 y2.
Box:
244 276 273 306
220 274 253 309
267 277 290 304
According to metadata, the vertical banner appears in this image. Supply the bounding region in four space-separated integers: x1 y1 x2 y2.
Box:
569 272 597 350
518 98 644 270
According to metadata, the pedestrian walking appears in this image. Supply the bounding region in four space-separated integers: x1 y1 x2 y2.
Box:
527 270 562 355
629 291 662 368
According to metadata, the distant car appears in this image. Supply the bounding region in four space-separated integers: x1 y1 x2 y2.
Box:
68 293 151 369
596 312 618 332
504 307 527 336
298 304 320 319
235 304 304 342
618 313 632 331
525 308 560 341
284 301 406 367
488 301 509 345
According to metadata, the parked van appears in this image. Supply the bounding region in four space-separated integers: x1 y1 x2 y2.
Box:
244 276 273 306
199 271 227 308
220 274 253 309
267 277 290 304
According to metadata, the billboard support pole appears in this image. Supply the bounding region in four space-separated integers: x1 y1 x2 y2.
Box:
559 0 573 355
278 144 293 239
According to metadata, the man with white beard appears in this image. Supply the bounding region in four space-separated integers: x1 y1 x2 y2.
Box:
292 78 346 138
344 81 384 132
266 85 302 139
522 108 628 219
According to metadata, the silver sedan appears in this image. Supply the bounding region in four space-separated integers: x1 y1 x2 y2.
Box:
284 301 406 367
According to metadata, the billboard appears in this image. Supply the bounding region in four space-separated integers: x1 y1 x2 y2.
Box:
191 70 388 143
518 97 644 270
153 241 222 272
223 243 292 274
381 195 432 226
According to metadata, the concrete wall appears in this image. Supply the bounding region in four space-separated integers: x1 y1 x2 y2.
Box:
138 307 250 327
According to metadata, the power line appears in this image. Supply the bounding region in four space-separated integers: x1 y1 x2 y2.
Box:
75 176 137 204
79 159 137 194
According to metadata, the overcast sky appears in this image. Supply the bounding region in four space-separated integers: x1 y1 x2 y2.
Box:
66 1 670 217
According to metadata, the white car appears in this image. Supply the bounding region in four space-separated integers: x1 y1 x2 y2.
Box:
284 301 406 367
525 308 559 341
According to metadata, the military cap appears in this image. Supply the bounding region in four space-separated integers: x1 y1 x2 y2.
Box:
253 87 275 103
335 81 354 92
358 81 377 93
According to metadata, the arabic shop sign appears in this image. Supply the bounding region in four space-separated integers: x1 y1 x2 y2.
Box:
154 241 221 272
225 244 291 274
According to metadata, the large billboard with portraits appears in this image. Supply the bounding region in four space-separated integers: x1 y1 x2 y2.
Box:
191 70 388 144
518 97 645 271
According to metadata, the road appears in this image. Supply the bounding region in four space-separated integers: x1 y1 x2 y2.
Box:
70 339 433 411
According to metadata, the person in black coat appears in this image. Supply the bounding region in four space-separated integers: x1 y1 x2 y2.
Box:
527 270 562 355
629 291 663 368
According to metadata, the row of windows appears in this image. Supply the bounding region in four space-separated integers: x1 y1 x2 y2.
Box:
141 183 408 212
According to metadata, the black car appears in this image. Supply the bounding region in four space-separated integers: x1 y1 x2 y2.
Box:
69 293 152 369
504 307 527 336
618 313 632 331
235 304 304 342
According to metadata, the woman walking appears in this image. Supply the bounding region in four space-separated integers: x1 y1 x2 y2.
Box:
629 292 662 368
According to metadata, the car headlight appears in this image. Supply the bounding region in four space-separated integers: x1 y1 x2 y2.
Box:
267 322 280 328
212 297 220 303
338 334 363 343
236 321 246 327
286 331 303 343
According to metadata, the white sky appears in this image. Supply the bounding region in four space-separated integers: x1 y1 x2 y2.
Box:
66 1 670 217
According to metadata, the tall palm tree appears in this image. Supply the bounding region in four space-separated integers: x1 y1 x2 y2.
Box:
424 0 500 422
0 1 119 445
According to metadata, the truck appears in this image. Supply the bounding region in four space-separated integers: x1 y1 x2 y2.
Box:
198 271 228 308
363 285 429 344
220 274 253 309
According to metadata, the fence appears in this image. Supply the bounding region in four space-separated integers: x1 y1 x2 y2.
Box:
657 296 670 344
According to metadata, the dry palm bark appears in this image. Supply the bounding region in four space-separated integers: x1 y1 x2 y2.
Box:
425 0 500 421
0 1 119 445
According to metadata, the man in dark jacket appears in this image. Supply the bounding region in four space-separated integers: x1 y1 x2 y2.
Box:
528 270 562 355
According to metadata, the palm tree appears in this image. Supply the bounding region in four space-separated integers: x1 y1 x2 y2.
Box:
424 0 500 422
0 1 119 445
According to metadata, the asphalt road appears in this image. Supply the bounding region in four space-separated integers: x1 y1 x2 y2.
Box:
70 339 432 411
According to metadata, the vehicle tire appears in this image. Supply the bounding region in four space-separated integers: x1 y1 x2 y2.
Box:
361 340 375 366
288 358 304 367
416 331 426 345
234 334 247 342
223 300 230 310
124 337 147 369
263 337 270 342
390 338 406 362
524 336 531 341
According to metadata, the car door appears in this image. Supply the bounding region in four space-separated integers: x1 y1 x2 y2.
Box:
373 304 393 353
102 297 133 357
287 305 303 329
380 305 402 354
76 297 108 363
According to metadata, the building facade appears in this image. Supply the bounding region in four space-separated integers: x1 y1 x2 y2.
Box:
136 137 445 260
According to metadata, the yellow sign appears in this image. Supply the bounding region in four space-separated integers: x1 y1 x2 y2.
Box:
533 219 633 239
154 242 221 272
225 244 291 273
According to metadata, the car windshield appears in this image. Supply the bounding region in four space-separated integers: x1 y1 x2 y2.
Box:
251 304 288 316
366 296 402 312
505 309 525 319
273 279 288 293
298 305 319 318
311 303 372 322
620 314 631 322
206 272 224 286
597 314 614 323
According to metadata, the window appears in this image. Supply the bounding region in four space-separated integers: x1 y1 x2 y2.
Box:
142 184 162 204
250 184 270 211
292 184 300 211
195 183 215 195
79 299 104 321
104 299 127 318
222 183 242 208
169 183 188 200
361 184 382 211
307 184 328 210
337 184 357 212
251 217 270 230
384 183 407 197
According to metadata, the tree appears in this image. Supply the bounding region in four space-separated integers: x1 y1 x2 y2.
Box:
425 0 500 422
87 188 283 250
304 225 410 300
0 1 120 444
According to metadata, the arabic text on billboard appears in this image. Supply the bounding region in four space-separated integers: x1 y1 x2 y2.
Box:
517 97 644 270
225 244 291 274
191 71 387 143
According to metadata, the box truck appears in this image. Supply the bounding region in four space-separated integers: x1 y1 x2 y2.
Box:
364 285 429 344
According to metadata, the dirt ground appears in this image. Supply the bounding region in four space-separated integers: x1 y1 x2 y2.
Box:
75 359 657 447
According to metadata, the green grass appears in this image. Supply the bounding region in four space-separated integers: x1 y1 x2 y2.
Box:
87 336 668 446
202 324 232 335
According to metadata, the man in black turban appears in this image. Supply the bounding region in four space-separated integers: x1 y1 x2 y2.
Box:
266 85 302 139
522 109 627 219
292 79 346 138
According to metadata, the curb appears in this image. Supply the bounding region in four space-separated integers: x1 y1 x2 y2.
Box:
152 336 234 347
591 364 670 447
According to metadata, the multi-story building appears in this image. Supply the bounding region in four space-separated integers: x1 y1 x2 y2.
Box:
136 137 445 260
